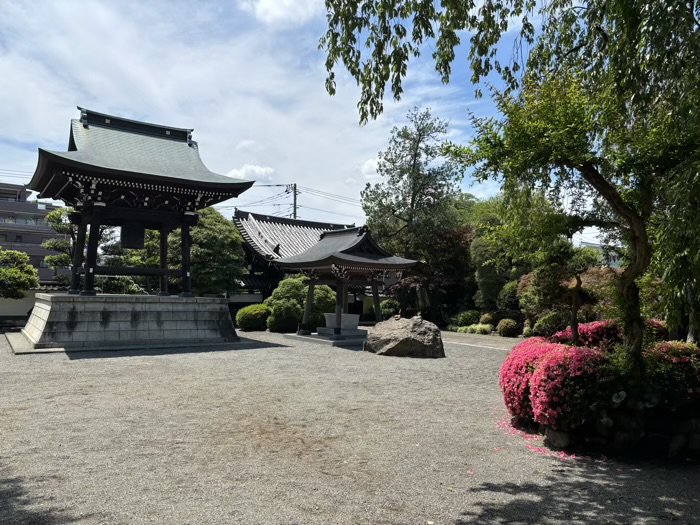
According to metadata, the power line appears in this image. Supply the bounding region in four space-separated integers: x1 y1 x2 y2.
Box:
298 185 362 204
299 189 363 208
298 205 363 219
220 191 289 209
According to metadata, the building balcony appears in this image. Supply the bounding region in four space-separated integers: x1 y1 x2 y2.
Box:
0 242 57 257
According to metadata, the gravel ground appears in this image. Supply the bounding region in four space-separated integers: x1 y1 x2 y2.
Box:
1 330 699 525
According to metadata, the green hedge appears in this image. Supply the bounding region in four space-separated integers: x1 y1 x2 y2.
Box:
479 313 496 325
267 300 303 333
497 318 520 337
235 304 272 331
533 311 568 337
454 310 481 327
465 323 494 335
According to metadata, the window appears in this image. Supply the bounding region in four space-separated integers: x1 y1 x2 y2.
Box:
39 260 49 268
5 216 15 224
15 235 22 243
0 234 6 242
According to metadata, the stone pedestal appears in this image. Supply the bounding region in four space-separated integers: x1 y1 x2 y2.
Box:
14 293 238 352
323 313 360 330
316 327 368 338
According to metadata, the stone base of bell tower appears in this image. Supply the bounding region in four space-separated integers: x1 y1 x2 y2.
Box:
8 293 238 353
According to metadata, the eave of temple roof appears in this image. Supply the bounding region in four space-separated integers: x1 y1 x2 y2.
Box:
29 108 253 199
233 209 354 260
273 226 417 270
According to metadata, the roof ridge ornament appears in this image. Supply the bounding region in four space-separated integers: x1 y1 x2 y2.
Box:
80 108 89 128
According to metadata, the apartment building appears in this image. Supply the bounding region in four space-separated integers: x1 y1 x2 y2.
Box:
0 182 65 283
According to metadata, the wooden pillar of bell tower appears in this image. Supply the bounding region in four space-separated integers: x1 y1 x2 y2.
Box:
81 204 104 296
68 212 87 295
180 212 197 297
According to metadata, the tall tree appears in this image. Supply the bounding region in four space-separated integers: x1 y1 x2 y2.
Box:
0 248 39 299
362 107 463 259
362 108 471 320
321 0 700 376
458 72 695 375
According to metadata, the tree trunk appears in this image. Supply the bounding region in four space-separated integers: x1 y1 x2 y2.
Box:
570 276 582 346
687 285 698 345
577 163 653 380
618 231 651 379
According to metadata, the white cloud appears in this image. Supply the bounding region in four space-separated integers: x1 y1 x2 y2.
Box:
235 139 264 153
0 0 491 225
238 0 323 26
226 164 275 181
360 158 380 180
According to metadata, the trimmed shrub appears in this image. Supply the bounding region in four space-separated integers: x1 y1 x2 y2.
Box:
479 313 496 325
643 319 668 347
497 318 520 338
551 320 624 351
380 298 401 318
499 337 555 421
235 303 272 331
267 300 303 333
522 326 534 338
532 311 568 337
530 346 612 430
644 341 700 409
497 280 520 311
265 276 335 330
455 310 481 327
466 323 493 334
457 326 470 333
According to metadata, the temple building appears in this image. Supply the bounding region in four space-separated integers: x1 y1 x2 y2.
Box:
233 209 353 297
275 226 416 342
29 107 253 296
9 107 253 353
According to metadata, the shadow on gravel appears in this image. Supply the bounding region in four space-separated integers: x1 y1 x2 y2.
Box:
455 460 700 524
65 338 288 360
0 470 94 524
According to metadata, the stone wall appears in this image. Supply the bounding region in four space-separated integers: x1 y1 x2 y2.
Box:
22 293 237 350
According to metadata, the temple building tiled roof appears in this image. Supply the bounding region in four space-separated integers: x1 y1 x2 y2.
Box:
30 107 253 208
233 209 354 260
274 226 416 272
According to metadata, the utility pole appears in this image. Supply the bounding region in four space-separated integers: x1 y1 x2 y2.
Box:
293 183 297 219
286 183 298 218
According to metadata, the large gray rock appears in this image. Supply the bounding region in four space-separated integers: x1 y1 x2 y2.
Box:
364 315 445 358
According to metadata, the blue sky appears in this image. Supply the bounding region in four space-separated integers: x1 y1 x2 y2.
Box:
0 0 505 225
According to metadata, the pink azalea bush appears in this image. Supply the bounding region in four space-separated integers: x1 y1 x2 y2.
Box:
550 320 623 351
529 346 611 430
499 338 562 421
552 319 668 351
644 341 700 407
